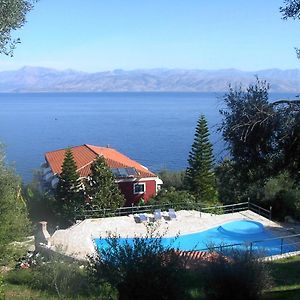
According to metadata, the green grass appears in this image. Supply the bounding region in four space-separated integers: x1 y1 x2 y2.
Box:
3 283 96 300
263 255 300 300
3 283 58 300
2 255 300 299
184 255 300 300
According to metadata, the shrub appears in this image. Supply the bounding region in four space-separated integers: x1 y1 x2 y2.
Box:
4 268 34 286
158 170 185 190
88 227 187 300
0 274 4 300
262 172 300 221
149 187 197 209
5 254 100 299
202 248 272 300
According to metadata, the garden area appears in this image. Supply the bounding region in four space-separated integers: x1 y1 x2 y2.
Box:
1 254 300 300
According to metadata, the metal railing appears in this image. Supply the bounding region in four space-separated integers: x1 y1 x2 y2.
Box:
196 232 300 256
76 200 272 221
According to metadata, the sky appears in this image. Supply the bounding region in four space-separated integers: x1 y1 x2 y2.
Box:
0 0 300 72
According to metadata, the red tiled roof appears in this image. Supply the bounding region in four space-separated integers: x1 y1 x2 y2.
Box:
45 144 156 178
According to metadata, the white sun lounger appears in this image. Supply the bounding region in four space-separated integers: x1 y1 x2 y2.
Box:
168 209 177 220
153 209 162 221
134 213 148 223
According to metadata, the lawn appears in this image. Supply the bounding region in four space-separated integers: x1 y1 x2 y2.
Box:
263 255 300 300
3 283 58 300
2 255 300 299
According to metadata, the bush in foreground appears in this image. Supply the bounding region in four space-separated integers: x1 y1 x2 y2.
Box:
5 253 116 300
88 227 187 300
202 248 272 300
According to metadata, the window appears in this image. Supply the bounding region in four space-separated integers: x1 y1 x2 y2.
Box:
133 182 146 194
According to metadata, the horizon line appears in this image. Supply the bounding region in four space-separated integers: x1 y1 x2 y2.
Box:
1 65 300 74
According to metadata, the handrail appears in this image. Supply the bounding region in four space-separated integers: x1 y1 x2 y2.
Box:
249 202 270 213
198 241 300 254
202 202 248 210
76 200 272 220
195 232 300 255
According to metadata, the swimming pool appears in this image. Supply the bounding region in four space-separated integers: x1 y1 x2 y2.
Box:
94 220 296 256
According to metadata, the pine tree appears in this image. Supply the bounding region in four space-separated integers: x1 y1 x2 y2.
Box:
55 148 84 224
185 115 217 203
86 155 125 210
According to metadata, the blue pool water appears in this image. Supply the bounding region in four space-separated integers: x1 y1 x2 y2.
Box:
94 220 296 256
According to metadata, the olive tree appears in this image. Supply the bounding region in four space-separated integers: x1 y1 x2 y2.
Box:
0 0 36 56
280 0 300 58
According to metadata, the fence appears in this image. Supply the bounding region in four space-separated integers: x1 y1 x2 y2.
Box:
75 200 272 220
196 232 300 256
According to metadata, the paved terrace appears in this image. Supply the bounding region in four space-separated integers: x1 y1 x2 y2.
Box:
48 210 295 260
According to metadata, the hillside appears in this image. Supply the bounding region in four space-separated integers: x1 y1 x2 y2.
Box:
0 66 300 92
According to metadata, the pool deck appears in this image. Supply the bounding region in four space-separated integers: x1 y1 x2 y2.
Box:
47 210 297 260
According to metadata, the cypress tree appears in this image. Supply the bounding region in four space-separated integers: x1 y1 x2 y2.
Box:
56 148 84 224
185 114 217 203
86 155 125 210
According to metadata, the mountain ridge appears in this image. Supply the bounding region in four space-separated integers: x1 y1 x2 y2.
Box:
0 66 300 92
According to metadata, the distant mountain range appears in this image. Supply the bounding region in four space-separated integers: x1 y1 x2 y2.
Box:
0 66 300 92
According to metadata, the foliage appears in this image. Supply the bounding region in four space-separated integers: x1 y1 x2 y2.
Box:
218 79 300 219
0 0 36 56
219 78 277 183
55 148 85 226
276 104 300 182
158 169 185 190
280 0 300 58
30 261 88 298
85 155 125 210
185 114 218 203
0 145 31 263
23 170 59 227
202 248 272 300
281 0 300 19
88 227 187 300
149 187 197 208
215 159 245 204
0 273 4 300
216 159 300 220
24 183 58 230
4 253 116 299
262 172 300 221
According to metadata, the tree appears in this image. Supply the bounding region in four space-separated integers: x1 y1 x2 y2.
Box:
0 0 36 56
219 79 278 183
55 148 84 225
85 156 124 210
185 114 217 203
149 187 196 208
276 103 300 182
219 78 300 183
0 146 30 261
215 159 244 205
157 170 185 190
280 0 300 58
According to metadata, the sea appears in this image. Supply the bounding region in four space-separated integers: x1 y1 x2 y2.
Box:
0 92 295 182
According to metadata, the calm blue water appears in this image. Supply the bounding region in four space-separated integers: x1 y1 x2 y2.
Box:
94 220 296 256
0 92 295 182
